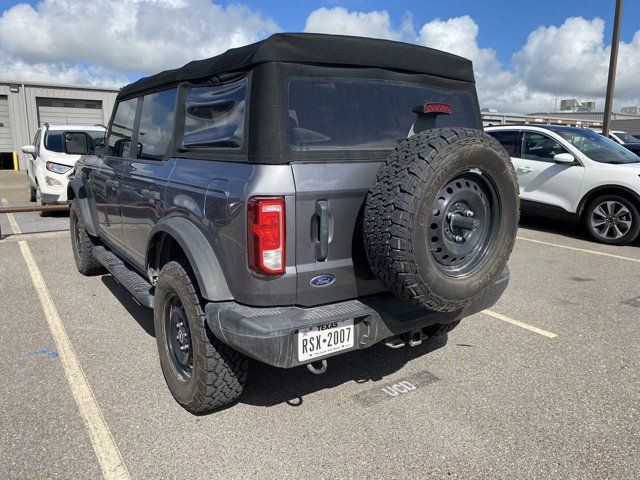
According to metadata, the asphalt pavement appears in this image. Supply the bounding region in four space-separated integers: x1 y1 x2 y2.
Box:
1 171 638 479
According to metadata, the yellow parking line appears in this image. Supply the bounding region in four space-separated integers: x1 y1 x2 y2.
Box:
517 236 640 264
18 240 130 480
483 309 557 338
1 198 22 234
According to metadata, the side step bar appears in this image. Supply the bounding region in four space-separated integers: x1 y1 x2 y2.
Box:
93 246 154 308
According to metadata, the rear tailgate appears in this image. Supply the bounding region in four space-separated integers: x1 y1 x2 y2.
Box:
293 162 386 306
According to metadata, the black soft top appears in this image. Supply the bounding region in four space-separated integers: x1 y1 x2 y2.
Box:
118 33 474 100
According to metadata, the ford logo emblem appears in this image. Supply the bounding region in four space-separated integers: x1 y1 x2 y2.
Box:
310 274 335 287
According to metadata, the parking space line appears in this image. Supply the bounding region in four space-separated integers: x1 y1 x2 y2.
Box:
482 309 557 338
517 236 640 264
1 198 22 235
17 240 130 480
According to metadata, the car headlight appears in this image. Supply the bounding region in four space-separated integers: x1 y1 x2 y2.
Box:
45 162 72 174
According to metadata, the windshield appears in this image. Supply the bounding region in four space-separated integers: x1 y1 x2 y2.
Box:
613 132 640 143
553 129 640 164
45 130 105 153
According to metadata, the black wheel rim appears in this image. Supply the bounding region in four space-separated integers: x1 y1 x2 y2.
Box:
163 293 193 381
428 170 500 277
590 200 632 240
72 213 82 256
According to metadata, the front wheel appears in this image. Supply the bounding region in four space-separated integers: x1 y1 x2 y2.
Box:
70 201 104 276
585 195 640 245
154 261 248 414
35 184 48 217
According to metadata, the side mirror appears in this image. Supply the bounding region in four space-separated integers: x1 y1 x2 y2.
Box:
64 132 91 155
553 153 575 165
21 145 36 156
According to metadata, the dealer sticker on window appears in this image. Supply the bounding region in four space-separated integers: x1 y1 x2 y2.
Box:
298 319 354 362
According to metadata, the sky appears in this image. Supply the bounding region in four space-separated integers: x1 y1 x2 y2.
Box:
0 0 638 113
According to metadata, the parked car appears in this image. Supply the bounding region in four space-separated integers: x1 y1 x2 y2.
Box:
486 125 640 245
68 33 519 413
607 130 640 156
21 124 106 215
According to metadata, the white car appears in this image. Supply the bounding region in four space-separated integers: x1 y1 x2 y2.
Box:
486 125 640 245
21 124 106 214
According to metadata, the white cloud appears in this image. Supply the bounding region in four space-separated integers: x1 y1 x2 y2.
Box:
0 0 280 86
303 7 640 113
304 7 414 41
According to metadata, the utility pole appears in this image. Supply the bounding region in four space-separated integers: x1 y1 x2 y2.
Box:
602 0 623 136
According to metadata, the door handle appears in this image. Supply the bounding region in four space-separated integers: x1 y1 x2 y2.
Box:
315 200 330 262
141 188 161 201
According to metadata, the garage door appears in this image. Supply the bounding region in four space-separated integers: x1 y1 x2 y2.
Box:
0 95 13 151
37 98 104 126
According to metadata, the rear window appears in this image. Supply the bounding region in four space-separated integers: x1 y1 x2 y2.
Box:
287 77 476 151
45 130 105 153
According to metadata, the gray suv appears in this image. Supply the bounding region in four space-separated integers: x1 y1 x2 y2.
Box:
67 33 519 413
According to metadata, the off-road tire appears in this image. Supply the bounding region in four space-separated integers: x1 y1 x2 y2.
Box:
364 127 519 312
70 200 104 276
584 194 640 245
154 261 248 414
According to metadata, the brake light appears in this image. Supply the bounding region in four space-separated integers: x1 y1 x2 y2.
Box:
413 103 452 115
248 197 285 275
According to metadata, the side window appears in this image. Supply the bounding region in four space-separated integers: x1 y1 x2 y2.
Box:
522 132 568 162
182 77 247 150
137 89 177 160
108 98 138 158
488 130 519 156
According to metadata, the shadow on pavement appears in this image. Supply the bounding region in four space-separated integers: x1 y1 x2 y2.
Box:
241 335 447 408
101 275 155 337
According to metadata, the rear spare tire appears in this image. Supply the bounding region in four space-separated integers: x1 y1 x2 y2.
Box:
364 127 518 312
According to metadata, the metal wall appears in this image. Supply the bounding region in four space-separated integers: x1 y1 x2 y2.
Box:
0 82 119 170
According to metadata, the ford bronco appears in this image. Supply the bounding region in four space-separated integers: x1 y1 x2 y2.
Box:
67 33 518 413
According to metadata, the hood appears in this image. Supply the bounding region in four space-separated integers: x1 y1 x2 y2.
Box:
40 149 82 167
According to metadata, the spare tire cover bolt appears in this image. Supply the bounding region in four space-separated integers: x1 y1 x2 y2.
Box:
466 210 474 217
455 235 464 242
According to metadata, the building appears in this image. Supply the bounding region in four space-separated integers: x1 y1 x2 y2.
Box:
559 99 596 112
482 110 640 135
621 105 640 115
0 80 120 170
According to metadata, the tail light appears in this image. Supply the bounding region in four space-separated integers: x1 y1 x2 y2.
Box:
248 197 285 275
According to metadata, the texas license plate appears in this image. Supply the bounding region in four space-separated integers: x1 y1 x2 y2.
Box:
297 319 354 362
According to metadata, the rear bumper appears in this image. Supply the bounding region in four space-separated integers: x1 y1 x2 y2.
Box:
206 266 509 368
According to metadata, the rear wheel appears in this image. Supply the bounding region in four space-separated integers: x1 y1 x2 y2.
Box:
585 194 640 245
154 261 248 414
364 128 519 312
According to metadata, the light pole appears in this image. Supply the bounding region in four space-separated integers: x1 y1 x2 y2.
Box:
602 0 623 137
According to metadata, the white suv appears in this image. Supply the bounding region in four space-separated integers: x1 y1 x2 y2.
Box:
22 124 106 214
486 125 640 245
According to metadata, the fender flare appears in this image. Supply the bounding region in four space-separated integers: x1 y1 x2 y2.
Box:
67 178 98 236
147 217 233 302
